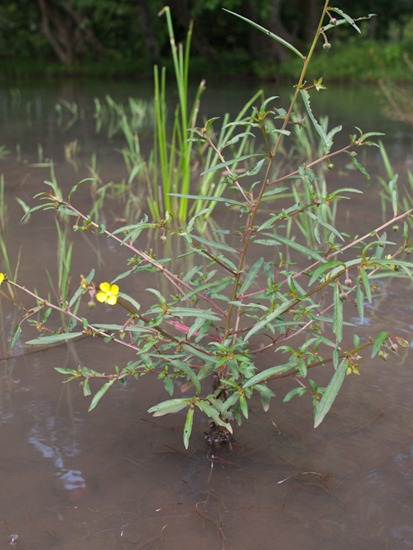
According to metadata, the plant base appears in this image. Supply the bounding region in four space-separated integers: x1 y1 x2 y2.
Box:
204 423 233 448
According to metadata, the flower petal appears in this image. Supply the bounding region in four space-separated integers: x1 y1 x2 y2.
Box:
99 282 111 292
96 292 107 303
0 273 4 285
110 284 119 295
107 295 118 305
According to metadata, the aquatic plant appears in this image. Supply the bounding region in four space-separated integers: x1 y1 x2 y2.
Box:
1 2 412 449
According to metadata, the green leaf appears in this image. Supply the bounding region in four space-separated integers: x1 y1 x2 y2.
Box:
239 257 264 295
83 379 91 397
224 9 305 60
201 153 264 176
221 392 240 413
182 278 230 300
196 400 233 432
88 379 116 412
359 268 372 304
327 7 361 33
239 394 248 419
169 193 244 207
163 376 174 396
183 406 194 449
283 387 307 402
300 89 331 152
305 211 345 242
333 284 343 344
267 232 326 263
326 125 343 147
309 260 344 286
255 384 276 412
26 332 83 345
68 178 94 202
190 233 237 253
148 398 190 417
347 152 370 184
169 307 220 321
243 363 293 388
183 344 217 365
356 279 364 324
172 360 201 395
371 331 389 358
323 12 376 33
187 316 207 339
244 301 293 341
314 359 348 428
388 174 399 217
55 367 78 375
68 268 95 309
10 324 22 350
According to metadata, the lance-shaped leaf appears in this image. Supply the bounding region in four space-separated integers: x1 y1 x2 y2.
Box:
388 174 399 217
333 284 343 345
238 257 264 295
224 9 305 60
371 331 389 358
148 398 190 417
264 232 326 263
196 400 233 432
244 300 293 341
171 360 201 395
300 90 332 152
347 152 370 184
359 268 372 304
243 363 294 388
356 279 364 324
183 406 194 449
323 12 376 33
314 359 348 428
68 268 95 309
327 7 361 33
201 153 264 176
26 332 83 345
10 324 22 350
88 378 117 412
170 193 244 207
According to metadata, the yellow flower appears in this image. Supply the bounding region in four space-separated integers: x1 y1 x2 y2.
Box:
0 273 4 285
96 282 119 305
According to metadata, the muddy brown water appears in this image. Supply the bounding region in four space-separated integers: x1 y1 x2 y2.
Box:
0 80 413 549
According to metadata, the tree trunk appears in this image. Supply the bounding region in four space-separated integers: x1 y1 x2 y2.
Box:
137 0 160 64
247 0 295 63
300 0 322 43
36 0 104 64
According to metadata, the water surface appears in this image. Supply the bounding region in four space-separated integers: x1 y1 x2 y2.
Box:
0 79 413 549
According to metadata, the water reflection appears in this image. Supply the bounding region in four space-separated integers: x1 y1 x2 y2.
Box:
28 406 88 502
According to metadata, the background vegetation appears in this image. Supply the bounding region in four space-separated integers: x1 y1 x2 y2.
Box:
1 0 413 80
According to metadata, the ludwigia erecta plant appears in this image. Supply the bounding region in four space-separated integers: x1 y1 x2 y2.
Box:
1 2 412 448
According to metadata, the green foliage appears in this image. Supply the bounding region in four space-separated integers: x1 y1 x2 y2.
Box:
1 1 412 80
1 2 413 448
279 38 413 82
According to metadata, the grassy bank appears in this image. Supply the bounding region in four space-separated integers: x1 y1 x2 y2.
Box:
277 38 413 83
0 39 412 83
